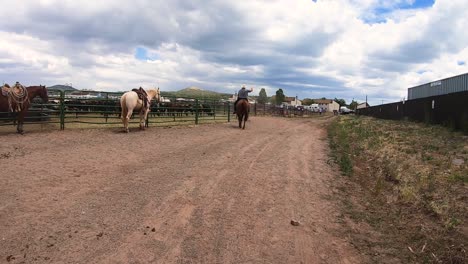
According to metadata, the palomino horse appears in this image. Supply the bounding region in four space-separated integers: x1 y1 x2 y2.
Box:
236 99 250 129
120 87 160 132
0 83 48 134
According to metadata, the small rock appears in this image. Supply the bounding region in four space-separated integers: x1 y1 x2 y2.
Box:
452 158 465 166
151 228 156 232
6 255 15 262
96 232 103 238
290 220 300 226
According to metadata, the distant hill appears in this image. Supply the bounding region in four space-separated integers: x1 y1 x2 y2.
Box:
162 86 232 100
48 85 77 91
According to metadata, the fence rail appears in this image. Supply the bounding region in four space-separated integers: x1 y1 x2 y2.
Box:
0 90 233 131
1 90 330 132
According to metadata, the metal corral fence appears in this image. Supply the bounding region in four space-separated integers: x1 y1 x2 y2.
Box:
0 89 232 131
0 90 330 132
356 90 468 133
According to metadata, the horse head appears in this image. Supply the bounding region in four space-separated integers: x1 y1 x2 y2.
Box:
39 85 49 103
147 87 161 103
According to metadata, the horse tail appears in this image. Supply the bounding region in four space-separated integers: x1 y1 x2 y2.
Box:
120 94 127 118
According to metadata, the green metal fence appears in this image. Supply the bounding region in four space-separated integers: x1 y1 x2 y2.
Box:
0 89 231 132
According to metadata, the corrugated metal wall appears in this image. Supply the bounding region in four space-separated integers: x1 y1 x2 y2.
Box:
407 72 468 100
357 90 468 134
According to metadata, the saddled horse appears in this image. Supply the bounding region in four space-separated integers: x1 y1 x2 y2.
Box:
236 99 250 129
0 83 48 134
120 87 160 133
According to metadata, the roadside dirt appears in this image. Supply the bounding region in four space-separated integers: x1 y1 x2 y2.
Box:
0 116 366 263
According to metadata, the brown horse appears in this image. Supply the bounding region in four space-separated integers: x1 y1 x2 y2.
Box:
236 99 250 129
0 84 49 134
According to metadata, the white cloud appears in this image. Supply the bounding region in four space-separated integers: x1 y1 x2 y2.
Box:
0 0 466 105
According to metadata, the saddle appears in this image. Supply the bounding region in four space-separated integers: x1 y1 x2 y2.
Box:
1 82 29 112
235 98 248 105
132 87 149 112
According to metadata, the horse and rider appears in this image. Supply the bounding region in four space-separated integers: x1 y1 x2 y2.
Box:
233 85 253 114
233 84 253 129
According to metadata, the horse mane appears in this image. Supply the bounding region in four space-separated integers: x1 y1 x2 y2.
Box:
145 88 160 101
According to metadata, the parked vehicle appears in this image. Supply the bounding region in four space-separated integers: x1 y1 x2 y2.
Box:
340 106 354 114
304 104 320 112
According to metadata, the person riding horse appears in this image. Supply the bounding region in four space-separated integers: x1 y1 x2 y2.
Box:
233 85 253 114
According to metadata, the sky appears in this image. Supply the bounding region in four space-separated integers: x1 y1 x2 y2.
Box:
0 0 467 105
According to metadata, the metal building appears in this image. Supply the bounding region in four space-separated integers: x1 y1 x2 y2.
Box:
407 72 468 100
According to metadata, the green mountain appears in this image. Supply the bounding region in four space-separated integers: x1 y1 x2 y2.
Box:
161 86 232 100
48 85 77 91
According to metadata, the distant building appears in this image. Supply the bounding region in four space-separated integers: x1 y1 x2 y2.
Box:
313 99 340 112
159 96 171 103
407 72 468 100
356 102 370 109
282 96 302 107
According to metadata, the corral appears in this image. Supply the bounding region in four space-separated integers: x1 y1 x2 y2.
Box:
0 89 321 133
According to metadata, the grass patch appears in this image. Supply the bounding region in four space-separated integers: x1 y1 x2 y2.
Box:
328 115 467 263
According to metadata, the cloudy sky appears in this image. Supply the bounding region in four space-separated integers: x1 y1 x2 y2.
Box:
0 0 467 105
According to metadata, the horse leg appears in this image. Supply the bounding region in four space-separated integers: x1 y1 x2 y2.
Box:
121 110 126 132
16 110 26 134
243 112 248 129
140 109 149 130
124 109 133 133
144 109 150 128
238 114 242 128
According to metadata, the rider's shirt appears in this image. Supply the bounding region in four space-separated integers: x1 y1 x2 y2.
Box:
237 88 251 99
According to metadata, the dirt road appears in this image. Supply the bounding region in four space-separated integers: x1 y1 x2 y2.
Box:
0 116 364 263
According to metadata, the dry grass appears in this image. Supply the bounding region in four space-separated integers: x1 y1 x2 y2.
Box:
328 115 467 263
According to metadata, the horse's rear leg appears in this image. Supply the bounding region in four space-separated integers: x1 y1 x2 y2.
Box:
123 109 133 133
242 114 248 129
